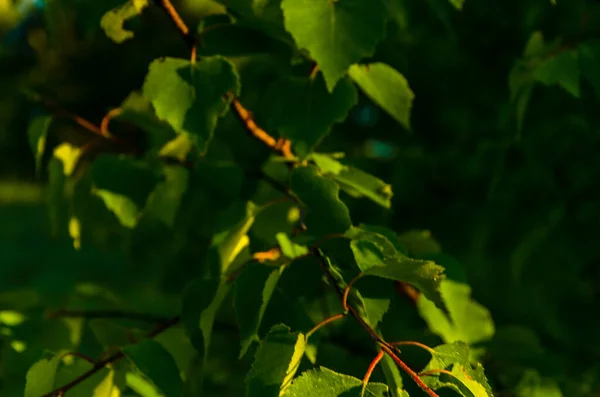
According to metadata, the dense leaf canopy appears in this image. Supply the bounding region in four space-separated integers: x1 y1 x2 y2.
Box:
1 0 599 396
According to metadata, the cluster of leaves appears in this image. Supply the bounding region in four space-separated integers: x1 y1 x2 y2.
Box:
3 0 600 396
1 0 503 396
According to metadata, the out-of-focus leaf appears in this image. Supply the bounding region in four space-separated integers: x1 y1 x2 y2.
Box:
101 0 149 43
123 339 183 397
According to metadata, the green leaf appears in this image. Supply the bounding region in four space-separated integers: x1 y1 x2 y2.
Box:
346 226 446 311
422 342 493 396
153 327 196 382
181 278 230 362
348 63 414 129
122 339 183 397
142 56 240 153
281 366 388 397
578 41 600 102
91 155 161 208
93 369 124 396
246 324 306 397
398 230 442 256
515 369 564 397
276 233 309 259
216 201 259 275
352 279 391 329
24 354 62 397
449 0 465 10
90 154 162 228
125 371 164 397
417 279 494 345
115 91 177 154
53 143 83 177
309 153 393 208
27 115 52 177
290 165 352 236
144 165 189 228
449 363 490 397
379 354 407 397
91 190 139 228
533 49 580 97
265 75 357 157
101 0 149 43
234 263 285 357
281 0 388 92
54 359 110 397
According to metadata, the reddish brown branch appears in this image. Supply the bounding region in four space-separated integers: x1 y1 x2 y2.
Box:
26 93 125 145
152 0 294 160
152 0 196 51
230 97 294 159
380 344 439 397
362 349 384 396
41 316 180 397
311 248 439 396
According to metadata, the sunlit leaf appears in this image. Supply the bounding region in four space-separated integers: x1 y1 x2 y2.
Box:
309 153 393 208
348 63 414 129
24 354 62 397
101 0 149 43
142 56 240 153
246 324 306 397
281 0 388 91
347 226 446 311
27 114 52 177
417 279 495 346
281 366 388 397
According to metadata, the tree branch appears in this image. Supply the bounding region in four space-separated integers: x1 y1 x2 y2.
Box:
41 316 180 397
152 0 294 160
311 248 439 397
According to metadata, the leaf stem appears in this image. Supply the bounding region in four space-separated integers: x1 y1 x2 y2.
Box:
361 349 384 397
390 340 436 355
306 313 346 339
342 272 364 311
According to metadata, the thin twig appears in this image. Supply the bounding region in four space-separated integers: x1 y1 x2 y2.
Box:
26 92 123 144
306 313 346 339
41 316 180 397
152 0 196 51
362 349 384 397
100 108 122 139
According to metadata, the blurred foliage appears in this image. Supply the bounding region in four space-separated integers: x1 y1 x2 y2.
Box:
1 0 600 396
